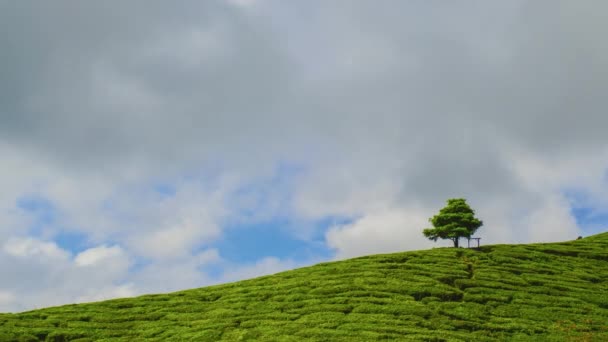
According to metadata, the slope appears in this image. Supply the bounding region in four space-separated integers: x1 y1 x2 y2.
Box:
1 233 607 341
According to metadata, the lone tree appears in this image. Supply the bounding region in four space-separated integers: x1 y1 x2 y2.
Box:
423 198 483 248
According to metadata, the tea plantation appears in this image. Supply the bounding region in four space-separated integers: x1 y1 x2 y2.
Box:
1 233 607 341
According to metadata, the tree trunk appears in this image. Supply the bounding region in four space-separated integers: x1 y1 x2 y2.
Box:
453 238 459 248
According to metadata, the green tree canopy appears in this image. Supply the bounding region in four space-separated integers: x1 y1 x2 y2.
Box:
423 198 483 248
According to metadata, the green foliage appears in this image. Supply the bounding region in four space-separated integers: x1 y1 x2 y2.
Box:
423 198 483 247
0 233 607 341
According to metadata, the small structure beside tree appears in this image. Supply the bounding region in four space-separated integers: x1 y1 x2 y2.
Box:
467 237 481 249
422 198 483 248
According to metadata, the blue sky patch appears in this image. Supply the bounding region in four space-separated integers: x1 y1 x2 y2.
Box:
563 188 608 235
54 231 90 255
211 214 356 264
153 183 177 198
199 263 224 279
213 219 322 263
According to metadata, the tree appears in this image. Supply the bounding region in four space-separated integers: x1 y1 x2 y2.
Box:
423 198 483 248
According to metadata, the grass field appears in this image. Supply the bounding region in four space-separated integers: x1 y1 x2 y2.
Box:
1 232 607 341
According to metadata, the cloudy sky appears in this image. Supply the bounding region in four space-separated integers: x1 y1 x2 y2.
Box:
1 0 607 312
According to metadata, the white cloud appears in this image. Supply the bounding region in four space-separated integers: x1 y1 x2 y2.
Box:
122 248 221 295
522 194 580 243
134 219 219 260
293 159 406 220
127 256 217 295
75 283 138 304
0 290 15 307
113 178 232 260
75 245 126 267
0 238 134 312
196 248 221 265
326 206 438 260
2 237 70 261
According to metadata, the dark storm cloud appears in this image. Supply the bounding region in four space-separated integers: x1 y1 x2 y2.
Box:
0 1 293 175
2 0 607 181
276 0 608 208
1 0 606 220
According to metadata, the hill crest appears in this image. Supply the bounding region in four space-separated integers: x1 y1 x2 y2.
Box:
1 232 607 341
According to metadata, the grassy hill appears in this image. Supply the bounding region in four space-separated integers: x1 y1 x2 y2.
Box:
1 233 607 341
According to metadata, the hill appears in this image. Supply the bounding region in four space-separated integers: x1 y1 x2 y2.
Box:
1 233 607 341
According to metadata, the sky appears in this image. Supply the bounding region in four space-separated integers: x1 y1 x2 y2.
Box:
1 0 607 312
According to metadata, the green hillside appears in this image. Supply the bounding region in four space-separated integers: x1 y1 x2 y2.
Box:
1 233 607 341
